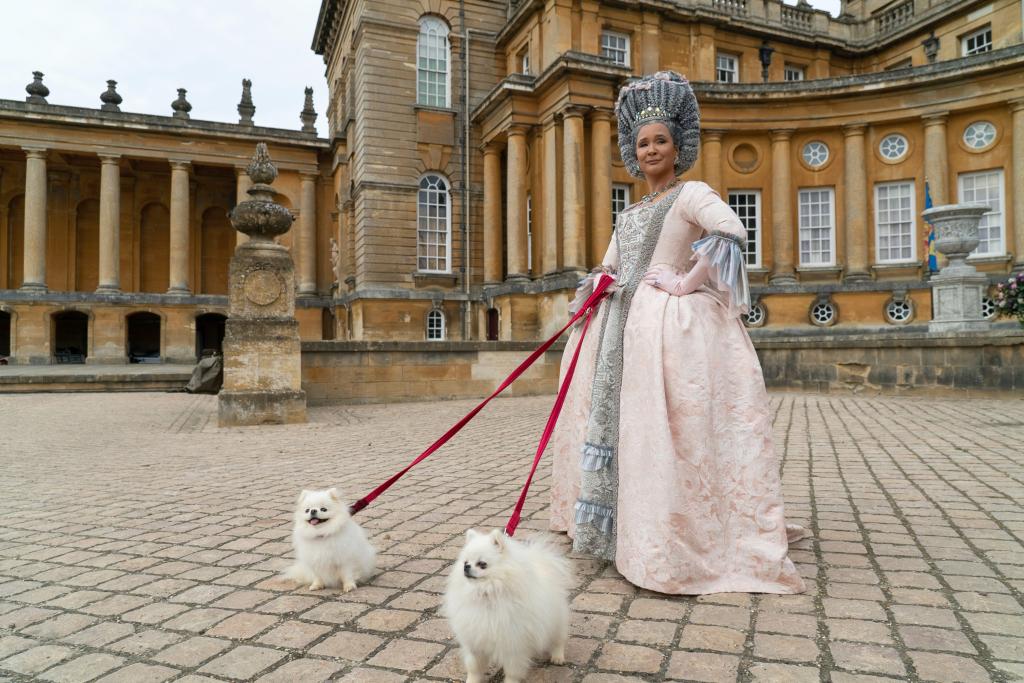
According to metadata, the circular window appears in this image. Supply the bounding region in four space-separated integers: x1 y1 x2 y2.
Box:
981 296 998 320
963 121 996 150
802 141 829 168
810 301 837 327
885 298 914 325
879 134 908 161
742 302 767 328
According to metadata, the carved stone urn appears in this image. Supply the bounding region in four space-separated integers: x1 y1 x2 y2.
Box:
924 203 990 333
218 143 307 426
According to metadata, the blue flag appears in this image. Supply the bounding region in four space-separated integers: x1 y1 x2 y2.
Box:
924 181 938 272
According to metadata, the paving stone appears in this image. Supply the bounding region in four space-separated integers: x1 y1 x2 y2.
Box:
197 645 287 679
596 642 664 673
615 619 677 646
255 658 345 682
366 638 444 671
37 653 125 683
93 663 179 683
899 625 977 654
153 636 231 667
257 619 330 648
830 642 907 677
748 662 820 682
679 625 747 653
107 629 183 655
0 644 75 675
309 631 384 660
908 651 991 683
752 633 819 663
666 651 739 682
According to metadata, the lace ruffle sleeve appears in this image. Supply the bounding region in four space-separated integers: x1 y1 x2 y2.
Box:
691 229 751 318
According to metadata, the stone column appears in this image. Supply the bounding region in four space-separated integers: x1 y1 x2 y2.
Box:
482 143 503 283
1011 99 1024 270
701 130 724 193
842 124 870 282
769 130 796 285
20 147 47 291
589 109 613 268
506 125 529 280
922 112 949 205
97 154 121 292
168 160 191 295
235 167 252 246
297 172 317 297
562 106 587 272
542 116 560 275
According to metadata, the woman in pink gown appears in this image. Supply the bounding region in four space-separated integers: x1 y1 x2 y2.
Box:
551 72 806 595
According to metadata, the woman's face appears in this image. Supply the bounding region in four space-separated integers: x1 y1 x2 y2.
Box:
635 122 676 179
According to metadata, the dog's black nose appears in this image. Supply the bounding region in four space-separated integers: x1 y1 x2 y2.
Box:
310 510 318 518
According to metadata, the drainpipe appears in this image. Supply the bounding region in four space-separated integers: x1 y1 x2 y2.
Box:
461 0 472 341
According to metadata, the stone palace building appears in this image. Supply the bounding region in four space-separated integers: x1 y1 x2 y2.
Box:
1 0 1022 364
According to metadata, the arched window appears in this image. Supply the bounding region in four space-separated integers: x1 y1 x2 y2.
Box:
427 308 445 341
417 16 450 108
418 174 451 273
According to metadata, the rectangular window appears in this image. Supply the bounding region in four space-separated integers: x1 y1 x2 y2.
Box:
783 64 805 81
612 184 631 227
417 175 451 272
716 53 739 83
728 191 761 267
961 25 992 56
875 181 916 263
958 169 1005 255
600 31 630 66
798 188 836 266
518 47 530 75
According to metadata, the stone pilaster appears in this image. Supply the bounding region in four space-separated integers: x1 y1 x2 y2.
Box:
97 154 121 292
297 172 318 297
542 116 560 275
482 143 503 283
701 130 724 193
589 109 613 268
506 125 530 280
769 130 796 285
842 124 870 282
1011 99 1024 270
20 147 47 292
922 112 949 205
235 167 252 246
562 106 588 272
167 160 191 295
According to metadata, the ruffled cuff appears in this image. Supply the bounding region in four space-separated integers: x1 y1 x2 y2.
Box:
691 231 750 317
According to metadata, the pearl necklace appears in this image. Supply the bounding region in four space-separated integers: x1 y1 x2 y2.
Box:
639 177 680 204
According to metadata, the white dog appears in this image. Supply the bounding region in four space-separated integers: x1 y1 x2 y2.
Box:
284 488 376 592
443 529 572 683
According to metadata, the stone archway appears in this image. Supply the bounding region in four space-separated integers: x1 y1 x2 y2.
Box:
52 311 89 363
195 312 227 359
126 312 161 363
0 310 11 358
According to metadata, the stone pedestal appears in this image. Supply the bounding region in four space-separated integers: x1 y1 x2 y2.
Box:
218 143 307 426
926 204 991 333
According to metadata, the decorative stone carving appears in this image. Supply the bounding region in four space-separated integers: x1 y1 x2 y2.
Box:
329 237 341 288
25 71 49 104
218 143 306 426
171 88 192 120
924 204 991 333
300 87 317 134
237 78 255 126
100 80 122 112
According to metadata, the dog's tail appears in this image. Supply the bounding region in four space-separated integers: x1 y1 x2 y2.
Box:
523 533 574 591
282 563 314 585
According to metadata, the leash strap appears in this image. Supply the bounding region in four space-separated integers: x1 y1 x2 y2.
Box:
349 275 614 515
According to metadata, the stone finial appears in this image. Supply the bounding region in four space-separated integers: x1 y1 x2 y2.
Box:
100 80 122 112
247 142 277 185
300 87 317 134
238 78 255 126
230 143 294 242
25 71 49 104
171 88 192 120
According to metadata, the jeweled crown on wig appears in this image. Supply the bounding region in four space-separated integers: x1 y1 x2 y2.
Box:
615 71 701 178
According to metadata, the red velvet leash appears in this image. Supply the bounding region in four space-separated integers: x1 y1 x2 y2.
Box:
349 275 614 516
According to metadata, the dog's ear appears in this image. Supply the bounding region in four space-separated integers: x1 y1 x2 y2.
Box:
465 528 479 541
327 488 340 502
296 490 310 505
489 529 506 551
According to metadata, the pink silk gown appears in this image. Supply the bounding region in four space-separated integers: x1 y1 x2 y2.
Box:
551 181 806 595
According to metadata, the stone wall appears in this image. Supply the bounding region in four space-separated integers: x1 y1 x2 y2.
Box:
301 340 563 404
301 327 1024 403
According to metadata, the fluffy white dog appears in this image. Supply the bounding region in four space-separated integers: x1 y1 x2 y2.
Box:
284 488 376 592
443 529 572 683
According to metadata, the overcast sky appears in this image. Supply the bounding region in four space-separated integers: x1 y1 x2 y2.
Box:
1 1 842 132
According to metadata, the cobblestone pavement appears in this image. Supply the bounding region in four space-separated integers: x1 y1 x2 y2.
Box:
1 392 1023 683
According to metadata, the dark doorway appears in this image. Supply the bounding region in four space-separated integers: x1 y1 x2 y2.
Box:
127 312 161 363
486 307 499 341
322 307 336 340
0 311 10 359
195 313 227 359
53 311 88 363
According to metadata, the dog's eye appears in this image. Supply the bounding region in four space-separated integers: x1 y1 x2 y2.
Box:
304 509 310 513
476 561 487 569
320 507 327 512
